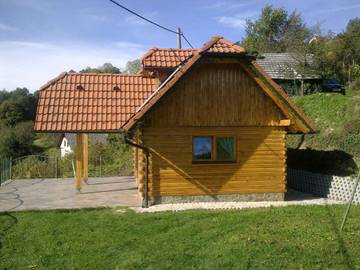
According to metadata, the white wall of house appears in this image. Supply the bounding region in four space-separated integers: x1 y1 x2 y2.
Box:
60 137 72 158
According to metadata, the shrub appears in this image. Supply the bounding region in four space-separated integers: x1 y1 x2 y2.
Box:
349 79 360 91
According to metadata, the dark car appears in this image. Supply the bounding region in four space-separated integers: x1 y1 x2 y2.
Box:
322 79 345 95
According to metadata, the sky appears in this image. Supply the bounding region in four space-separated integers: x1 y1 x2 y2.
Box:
0 0 359 92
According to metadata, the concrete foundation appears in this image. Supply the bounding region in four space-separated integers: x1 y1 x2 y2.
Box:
150 192 284 205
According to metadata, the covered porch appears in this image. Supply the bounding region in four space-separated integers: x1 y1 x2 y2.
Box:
0 176 141 212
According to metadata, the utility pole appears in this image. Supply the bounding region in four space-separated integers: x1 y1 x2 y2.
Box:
177 27 182 49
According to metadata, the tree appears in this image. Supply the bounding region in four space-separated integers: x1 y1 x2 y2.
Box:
79 63 121 74
0 121 35 159
125 59 141 74
0 88 37 126
308 18 360 84
241 5 310 55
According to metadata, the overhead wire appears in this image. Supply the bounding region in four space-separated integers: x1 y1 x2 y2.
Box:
108 0 194 49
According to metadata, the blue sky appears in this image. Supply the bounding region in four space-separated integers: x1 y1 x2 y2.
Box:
0 0 359 91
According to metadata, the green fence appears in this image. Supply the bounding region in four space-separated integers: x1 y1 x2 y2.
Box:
0 154 129 185
0 157 11 185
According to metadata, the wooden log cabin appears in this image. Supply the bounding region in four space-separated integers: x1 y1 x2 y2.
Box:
34 36 317 207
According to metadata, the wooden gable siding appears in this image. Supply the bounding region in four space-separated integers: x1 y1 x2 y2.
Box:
144 60 286 127
138 127 286 197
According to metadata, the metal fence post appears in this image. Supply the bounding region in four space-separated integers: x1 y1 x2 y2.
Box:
341 171 360 231
100 157 102 177
9 157 12 180
0 159 2 186
55 156 58 179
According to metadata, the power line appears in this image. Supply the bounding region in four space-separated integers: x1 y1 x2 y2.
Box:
181 33 194 49
108 0 194 48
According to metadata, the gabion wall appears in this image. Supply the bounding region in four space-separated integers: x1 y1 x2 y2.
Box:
287 168 360 204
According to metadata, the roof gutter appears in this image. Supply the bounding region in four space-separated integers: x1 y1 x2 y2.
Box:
123 131 150 208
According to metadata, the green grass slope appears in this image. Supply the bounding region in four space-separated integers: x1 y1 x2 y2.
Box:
1 206 360 269
287 90 360 175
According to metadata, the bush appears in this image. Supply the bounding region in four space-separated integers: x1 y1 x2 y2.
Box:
349 79 360 91
287 148 358 176
12 156 55 179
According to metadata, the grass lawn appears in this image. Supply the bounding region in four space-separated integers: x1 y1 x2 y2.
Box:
1 205 360 269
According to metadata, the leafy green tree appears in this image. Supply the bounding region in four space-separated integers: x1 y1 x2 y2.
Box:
0 121 35 159
308 18 360 83
241 5 310 54
79 63 121 74
125 59 141 74
0 88 37 126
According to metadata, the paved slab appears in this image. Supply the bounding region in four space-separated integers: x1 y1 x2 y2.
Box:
0 176 141 212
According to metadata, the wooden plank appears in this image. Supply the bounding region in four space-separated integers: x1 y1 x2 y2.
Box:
82 133 88 183
75 133 83 190
279 119 291 126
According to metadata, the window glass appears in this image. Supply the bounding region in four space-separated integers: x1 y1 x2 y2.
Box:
192 137 212 160
216 137 235 161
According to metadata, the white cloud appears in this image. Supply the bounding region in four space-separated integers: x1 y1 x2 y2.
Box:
216 16 247 29
202 1 249 11
0 23 18 31
0 40 146 91
216 11 258 29
113 41 145 48
310 3 360 15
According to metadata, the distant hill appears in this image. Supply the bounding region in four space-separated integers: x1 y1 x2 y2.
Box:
287 90 360 176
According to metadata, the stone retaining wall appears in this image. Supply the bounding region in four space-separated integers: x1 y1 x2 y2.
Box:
151 193 284 205
287 168 359 204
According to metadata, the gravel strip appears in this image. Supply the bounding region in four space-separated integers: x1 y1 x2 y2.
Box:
131 197 344 213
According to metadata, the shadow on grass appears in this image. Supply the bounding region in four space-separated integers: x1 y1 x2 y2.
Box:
0 212 18 257
324 204 355 270
288 148 358 176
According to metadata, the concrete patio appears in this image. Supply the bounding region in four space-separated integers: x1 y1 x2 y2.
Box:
0 176 141 212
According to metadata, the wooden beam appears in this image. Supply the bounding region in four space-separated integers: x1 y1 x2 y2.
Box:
279 119 291 126
75 133 83 191
82 133 89 183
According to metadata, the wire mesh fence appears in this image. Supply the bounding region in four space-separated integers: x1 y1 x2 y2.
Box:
0 154 132 185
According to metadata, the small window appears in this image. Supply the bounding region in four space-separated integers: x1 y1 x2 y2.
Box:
192 136 236 163
216 137 235 161
192 137 212 160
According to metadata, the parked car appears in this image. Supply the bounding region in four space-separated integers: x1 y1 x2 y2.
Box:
322 79 345 95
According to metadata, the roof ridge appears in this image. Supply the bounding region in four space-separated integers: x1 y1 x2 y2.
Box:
68 72 152 77
198 35 223 53
219 38 245 52
39 72 67 91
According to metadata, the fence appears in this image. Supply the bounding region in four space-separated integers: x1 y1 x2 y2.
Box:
287 168 360 204
0 157 11 185
0 154 130 185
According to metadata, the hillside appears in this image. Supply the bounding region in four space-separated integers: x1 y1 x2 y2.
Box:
287 90 360 176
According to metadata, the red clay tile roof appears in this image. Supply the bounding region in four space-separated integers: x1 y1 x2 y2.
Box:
34 72 157 132
141 36 246 69
142 48 195 69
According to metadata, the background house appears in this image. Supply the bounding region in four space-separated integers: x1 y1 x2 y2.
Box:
256 53 321 95
58 133 107 158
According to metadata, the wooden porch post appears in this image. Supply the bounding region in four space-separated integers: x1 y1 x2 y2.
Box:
75 133 83 190
82 134 89 183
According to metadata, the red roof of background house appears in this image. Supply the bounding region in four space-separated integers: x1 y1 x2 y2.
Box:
142 48 195 69
34 36 317 133
34 73 157 132
141 35 246 69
